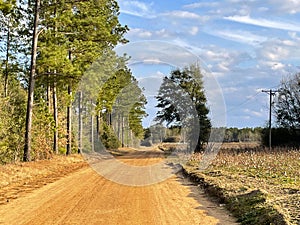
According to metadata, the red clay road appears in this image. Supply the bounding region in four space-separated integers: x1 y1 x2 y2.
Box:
0 150 238 225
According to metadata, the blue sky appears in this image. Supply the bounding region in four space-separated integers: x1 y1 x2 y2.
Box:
116 0 300 128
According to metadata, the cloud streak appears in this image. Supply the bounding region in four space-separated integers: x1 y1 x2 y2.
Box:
224 15 300 32
204 29 267 46
162 10 203 20
268 0 300 14
118 1 155 18
183 2 220 9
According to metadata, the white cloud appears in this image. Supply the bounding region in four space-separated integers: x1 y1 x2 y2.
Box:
126 28 173 39
116 40 201 69
205 29 267 46
128 28 152 38
217 61 230 71
211 72 225 77
155 29 171 38
162 10 203 20
119 1 155 18
222 87 238 93
268 0 300 14
261 61 286 71
258 7 269 12
227 0 244 3
244 108 264 117
202 48 232 62
261 46 289 61
189 26 199 35
271 62 285 70
199 46 251 77
224 15 300 32
198 46 260 85
288 32 300 41
183 2 220 9
138 72 165 96
257 38 300 64
143 58 163 64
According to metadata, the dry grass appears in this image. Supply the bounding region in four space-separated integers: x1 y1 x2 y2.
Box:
0 154 87 205
220 142 261 149
185 145 300 225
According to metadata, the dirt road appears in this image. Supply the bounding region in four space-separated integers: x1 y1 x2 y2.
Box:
0 150 238 225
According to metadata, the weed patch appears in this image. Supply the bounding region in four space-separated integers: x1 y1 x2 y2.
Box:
184 147 300 225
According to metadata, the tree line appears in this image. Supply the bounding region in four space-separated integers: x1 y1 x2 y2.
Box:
142 126 262 145
0 0 147 164
145 69 300 148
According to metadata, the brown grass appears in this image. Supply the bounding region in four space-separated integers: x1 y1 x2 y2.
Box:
0 154 87 205
185 145 300 225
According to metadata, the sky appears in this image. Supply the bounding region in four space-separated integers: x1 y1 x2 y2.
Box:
115 0 300 128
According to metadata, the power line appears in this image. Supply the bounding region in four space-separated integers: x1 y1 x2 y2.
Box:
224 91 261 114
212 85 282 127
222 84 281 115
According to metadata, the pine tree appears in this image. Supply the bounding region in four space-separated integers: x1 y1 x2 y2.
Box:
96 68 147 148
156 64 211 152
22 0 128 160
0 0 25 97
0 0 129 161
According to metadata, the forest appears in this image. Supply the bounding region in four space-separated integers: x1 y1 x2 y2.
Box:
0 0 149 163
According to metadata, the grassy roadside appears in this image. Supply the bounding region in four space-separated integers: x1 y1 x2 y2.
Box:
183 146 300 225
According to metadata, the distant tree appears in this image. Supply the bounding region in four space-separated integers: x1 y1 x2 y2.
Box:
155 64 211 152
222 127 262 143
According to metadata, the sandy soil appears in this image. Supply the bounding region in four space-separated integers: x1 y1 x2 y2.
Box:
0 150 238 225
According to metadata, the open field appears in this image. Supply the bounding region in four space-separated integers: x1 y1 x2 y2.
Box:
185 145 300 225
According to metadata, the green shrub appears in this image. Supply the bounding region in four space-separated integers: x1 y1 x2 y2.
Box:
100 123 120 150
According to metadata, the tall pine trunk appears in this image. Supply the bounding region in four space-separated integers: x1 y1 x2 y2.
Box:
66 49 73 155
52 4 58 154
53 80 58 154
4 25 10 97
24 0 40 162
96 112 100 136
66 84 72 155
46 74 51 110
78 91 82 154
121 113 124 147
91 113 94 152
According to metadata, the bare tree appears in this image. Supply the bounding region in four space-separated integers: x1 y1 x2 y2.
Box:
275 73 300 130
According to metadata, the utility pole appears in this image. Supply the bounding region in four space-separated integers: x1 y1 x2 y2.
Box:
262 89 278 150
